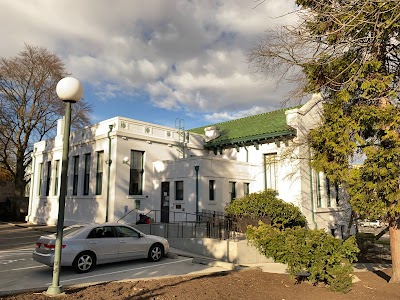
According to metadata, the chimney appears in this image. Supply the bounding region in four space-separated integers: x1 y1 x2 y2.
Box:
57 118 65 136
204 126 220 141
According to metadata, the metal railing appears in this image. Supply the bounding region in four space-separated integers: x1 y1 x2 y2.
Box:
117 208 241 240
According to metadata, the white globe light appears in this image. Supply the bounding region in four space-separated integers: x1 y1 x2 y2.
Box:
56 77 83 102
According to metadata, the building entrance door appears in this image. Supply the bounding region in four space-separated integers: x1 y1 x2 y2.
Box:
161 182 170 223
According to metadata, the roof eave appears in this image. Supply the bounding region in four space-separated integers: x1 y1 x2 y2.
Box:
204 129 296 149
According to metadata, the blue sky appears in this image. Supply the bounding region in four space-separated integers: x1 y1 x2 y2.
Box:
0 0 298 130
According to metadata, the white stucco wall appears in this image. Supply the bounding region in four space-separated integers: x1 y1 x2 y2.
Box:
285 94 351 236
153 157 260 222
27 116 206 225
27 94 352 237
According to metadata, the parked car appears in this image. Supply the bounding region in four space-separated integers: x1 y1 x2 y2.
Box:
32 223 169 273
359 220 382 228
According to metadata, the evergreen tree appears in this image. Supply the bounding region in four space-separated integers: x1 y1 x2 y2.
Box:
249 0 400 282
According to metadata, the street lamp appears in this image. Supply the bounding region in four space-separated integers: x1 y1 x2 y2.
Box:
194 165 199 221
105 124 113 223
46 77 83 295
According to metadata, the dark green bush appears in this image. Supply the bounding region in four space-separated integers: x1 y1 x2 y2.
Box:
246 223 360 293
225 189 307 228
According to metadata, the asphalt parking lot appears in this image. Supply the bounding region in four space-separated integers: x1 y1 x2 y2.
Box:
0 222 228 296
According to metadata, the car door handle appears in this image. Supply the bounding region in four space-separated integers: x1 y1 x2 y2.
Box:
89 241 97 244
119 240 126 243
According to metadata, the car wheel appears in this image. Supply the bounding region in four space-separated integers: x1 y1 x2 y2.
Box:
148 244 164 262
73 251 96 273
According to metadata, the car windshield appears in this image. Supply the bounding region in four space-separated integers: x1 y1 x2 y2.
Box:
63 225 86 237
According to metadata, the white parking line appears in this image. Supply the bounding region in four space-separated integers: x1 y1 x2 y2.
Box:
0 242 36 247
12 265 46 271
1 234 42 240
0 248 34 259
55 258 193 284
0 247 33 253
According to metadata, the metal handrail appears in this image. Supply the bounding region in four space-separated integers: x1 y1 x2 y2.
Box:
117 208 239 240
117 207 226 224
116 208 139 223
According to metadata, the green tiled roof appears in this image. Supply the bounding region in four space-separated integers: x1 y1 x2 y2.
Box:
189 107 297 148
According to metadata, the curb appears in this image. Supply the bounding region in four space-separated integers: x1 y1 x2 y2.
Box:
6 222 56 233
192 257 236 270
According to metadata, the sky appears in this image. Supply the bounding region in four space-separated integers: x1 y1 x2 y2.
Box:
0 0 299 130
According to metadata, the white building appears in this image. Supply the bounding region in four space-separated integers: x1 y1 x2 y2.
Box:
26 94 352 238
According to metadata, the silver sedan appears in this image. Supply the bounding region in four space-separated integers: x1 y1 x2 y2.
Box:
32 223 169 273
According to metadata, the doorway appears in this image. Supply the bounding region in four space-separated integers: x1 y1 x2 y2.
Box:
161 182 170 223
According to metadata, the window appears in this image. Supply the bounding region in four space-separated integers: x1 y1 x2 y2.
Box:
264 153 277 191
229 181 236 202
38 163 43 196
96 151 104 195
45 161 51 196
54 160 60 196
175 181 183 200
115 226 141 238
335 183 340 206
316 172 322 208
73 156 79 195
128 150 144 195
88 226 116 239
244 182 250 196
83 153 91 195
209 180 215 201
326 177 331 207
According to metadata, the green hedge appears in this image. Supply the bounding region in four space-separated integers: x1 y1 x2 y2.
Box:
246 223 360 293
225 189 307 228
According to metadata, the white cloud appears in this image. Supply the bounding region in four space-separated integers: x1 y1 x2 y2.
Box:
205 106 269 123
0 0 298 124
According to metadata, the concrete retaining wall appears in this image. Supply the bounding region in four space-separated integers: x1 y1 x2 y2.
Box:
168 238 274 264
133 223 274 264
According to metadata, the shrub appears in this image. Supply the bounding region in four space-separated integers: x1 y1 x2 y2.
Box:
225 189 307 228
246 223 360 293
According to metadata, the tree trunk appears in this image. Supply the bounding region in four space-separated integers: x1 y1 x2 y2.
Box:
389 223 400 283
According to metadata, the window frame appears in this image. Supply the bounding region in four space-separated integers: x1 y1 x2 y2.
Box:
38 163 43 196
72 155 79 196
83 153 91 196
316 172 322 208
209 180 215 201
54 160 60 196
244 182 250 196
45 161 51 196
335 183 340 206
264 153 278 191
95 151 104 195
229 181 236 202
175 181 184 200
326 177 331 207
128 150 145 195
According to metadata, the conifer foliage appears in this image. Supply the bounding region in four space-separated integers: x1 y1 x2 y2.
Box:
249 1 400 283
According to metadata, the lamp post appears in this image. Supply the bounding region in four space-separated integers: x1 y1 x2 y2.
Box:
194 165 199 221
105 124 113 222
46 77 83 295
